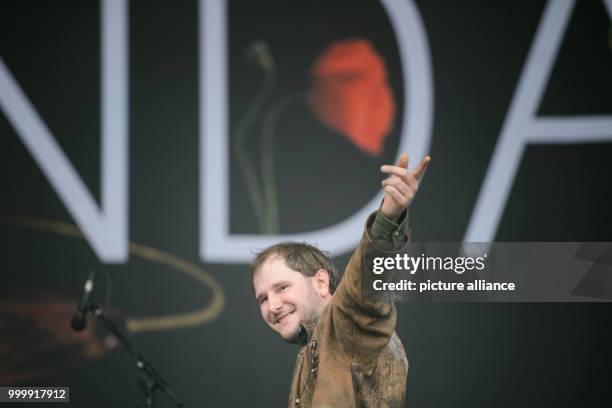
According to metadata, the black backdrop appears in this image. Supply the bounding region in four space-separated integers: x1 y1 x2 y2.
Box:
1 0 612 406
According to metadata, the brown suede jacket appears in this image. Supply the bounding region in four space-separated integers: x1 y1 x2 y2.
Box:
288 211 410 407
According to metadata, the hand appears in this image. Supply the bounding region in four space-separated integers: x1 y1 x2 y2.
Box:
380 153 430 221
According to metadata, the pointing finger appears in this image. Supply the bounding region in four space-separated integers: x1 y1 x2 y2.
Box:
412 156 431 181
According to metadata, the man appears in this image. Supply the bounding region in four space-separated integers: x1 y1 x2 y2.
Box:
251 153 430 407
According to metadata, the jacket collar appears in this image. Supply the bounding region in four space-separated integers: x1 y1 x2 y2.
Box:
296 317 318 347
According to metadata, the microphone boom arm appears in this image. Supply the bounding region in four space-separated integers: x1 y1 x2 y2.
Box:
87 302 184 408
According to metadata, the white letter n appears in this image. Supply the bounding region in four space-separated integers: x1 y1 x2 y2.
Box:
0 0 128 262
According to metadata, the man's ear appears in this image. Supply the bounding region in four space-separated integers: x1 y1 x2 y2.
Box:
312 269 331 298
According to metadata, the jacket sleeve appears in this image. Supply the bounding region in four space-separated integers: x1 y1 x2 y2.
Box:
329 210 410 365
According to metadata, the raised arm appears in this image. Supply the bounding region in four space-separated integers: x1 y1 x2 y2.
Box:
330 153 430 363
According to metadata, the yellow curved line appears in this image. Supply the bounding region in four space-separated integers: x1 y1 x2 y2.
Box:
0 216 225 334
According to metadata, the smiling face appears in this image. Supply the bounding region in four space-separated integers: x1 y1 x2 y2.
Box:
253 254 331 343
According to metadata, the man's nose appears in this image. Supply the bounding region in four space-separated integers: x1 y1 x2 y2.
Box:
268 294 282 313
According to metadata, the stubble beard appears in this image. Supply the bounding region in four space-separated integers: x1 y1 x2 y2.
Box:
281 286 327 344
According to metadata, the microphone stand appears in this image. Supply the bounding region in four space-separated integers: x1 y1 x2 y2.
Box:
85 302 184 407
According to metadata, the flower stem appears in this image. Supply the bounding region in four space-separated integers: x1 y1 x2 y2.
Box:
261 91 307 234
232 67 276 233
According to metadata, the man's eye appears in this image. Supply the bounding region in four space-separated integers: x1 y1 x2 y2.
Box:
280 285 288 291
259 298 267 305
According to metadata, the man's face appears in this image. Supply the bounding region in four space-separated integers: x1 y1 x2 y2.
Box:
253 255 327 343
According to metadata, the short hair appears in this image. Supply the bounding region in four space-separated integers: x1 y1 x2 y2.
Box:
250 242 339 294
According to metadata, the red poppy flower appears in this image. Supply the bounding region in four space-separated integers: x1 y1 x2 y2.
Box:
309 39 395 156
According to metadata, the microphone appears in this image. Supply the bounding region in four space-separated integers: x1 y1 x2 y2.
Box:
71 270 96 332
